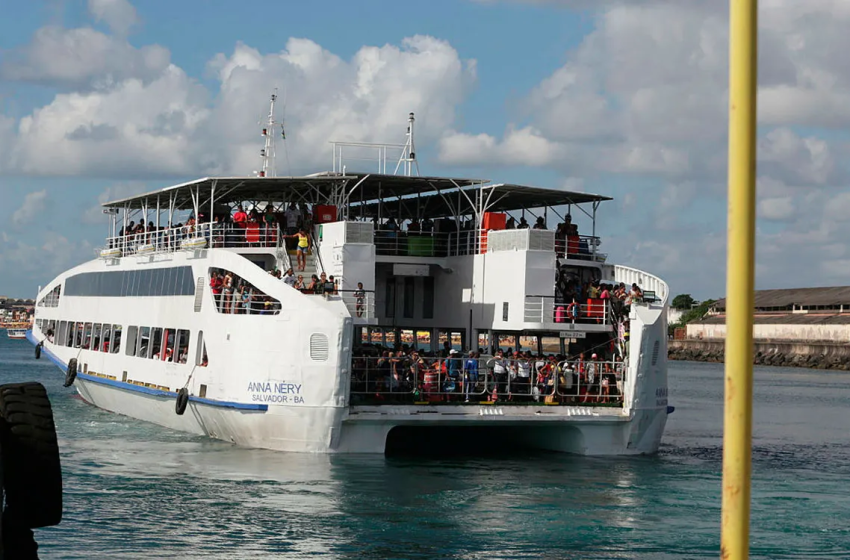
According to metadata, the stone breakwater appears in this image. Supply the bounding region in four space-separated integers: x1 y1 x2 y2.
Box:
668 339 850 370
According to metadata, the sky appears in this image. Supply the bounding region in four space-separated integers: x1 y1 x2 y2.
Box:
1 0 850 300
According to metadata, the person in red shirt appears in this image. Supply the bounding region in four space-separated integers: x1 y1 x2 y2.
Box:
210 271 223 311
232 205 248 227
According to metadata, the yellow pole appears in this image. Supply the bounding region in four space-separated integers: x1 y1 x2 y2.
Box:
721 0 758 558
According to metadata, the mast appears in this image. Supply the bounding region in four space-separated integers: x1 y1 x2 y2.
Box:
394 112 420 177
259 90 284 178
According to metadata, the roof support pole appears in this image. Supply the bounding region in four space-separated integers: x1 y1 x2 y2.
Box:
155 195 160 231
210 180 217 226
591 201 598 259
721 0 758 558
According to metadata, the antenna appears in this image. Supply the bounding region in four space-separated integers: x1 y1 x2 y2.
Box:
394 112 420 177
257 89 285 178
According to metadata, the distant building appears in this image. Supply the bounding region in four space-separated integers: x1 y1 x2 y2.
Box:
687 287 850 342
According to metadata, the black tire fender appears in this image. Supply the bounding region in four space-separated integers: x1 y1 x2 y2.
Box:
0 382 63 529
175 387 189 416
64 358 78 388
34 342 42 360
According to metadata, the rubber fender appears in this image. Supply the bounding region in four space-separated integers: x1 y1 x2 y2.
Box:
175 388 189 416
63 359 78 388
0 382 63 529
34 342 42 360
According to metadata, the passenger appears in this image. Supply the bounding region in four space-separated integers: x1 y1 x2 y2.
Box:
232 205 248 228
288 229 310 272
294 274 305 290
533 216 546 230
306 274 319 293
283 268 297 287
221 271 234 313
463 351 479 402
354 282 366 317
491 350 509 398
241 286 252 314
514 352 531 400
284 203 300 235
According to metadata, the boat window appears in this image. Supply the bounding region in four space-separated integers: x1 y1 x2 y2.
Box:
58 321 68 346
101 325 111 352
384 281 395 318
175 330 190 364
137 327 150 358
83 323 93 350
403 278 414 318
196 331 208 367
423 277 435 319
163 329 175 362
71 322 81 348
208 267 280 315
92 324 102 352
38 285 61 308
111 325 122 354
125 326 138 356
64 267 195 297
151 328 163 360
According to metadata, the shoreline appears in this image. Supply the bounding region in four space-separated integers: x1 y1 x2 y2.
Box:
668 339 850 370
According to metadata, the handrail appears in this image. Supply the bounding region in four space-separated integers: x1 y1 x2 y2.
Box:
310 230 325 275
275 225 294 272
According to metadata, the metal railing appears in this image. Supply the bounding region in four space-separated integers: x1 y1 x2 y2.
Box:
350 356 625 406
337 290 375 320
101 222 287 257
373 228 490 257
554 234 605 262
524 296 619 325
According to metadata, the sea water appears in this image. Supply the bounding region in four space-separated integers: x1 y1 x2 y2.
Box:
1 334 849 559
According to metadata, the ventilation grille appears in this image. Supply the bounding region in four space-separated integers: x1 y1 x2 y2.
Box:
310 333 330 361
651 340 660 366
193 277 204 312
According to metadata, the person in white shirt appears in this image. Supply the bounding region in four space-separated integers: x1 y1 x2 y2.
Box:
284 203 300 235
491 350 509 398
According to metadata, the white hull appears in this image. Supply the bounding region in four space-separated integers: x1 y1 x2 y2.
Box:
29 247 670 455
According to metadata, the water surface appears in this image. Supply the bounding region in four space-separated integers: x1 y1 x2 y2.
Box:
1 335 848 558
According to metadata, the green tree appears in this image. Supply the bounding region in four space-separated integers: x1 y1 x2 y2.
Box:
671 293 697 310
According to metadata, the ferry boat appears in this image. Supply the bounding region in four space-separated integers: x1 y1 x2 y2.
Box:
6 328 27 340
29 106 671 455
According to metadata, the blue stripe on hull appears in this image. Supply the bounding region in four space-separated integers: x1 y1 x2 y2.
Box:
26 330 267 412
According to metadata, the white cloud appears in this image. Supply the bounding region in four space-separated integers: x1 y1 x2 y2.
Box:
0 26 169 89
81 182 149 225
11 190 49 228
88 0 139 36
758 197 795 221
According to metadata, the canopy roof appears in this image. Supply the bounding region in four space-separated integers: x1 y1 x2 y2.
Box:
101 173 612 219
348 183 612 220
102 173 487 210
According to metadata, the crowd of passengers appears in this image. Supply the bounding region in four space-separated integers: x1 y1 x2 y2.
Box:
351 342 625 405
113 202 318 250
209 268 281 315
366 212 600 258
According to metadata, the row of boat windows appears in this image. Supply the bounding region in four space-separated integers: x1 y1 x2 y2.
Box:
39 319 207 366
38 285 61 308
64 267 196 297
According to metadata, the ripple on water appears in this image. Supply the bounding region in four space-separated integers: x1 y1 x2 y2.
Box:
1 341 849 558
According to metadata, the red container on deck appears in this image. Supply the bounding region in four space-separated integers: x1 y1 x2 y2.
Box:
586 298 605 318
314 205 337 224
480 212 507 253
482 212 507 231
